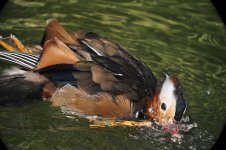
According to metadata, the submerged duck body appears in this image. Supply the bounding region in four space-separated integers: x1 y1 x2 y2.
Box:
0 19 187 125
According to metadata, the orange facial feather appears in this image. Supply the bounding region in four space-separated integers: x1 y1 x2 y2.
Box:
145 95 175 124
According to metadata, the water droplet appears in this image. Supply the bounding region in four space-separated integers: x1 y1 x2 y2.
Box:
207 90 211 95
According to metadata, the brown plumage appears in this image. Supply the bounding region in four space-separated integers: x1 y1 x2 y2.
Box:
36 38 80 70
32 19 157 118
51 84 132 118
0 19 187 124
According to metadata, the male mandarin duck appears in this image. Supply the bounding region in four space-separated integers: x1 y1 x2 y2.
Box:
0 19 187 125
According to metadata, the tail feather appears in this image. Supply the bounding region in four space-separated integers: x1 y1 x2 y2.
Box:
0 51 40 70
0 74 43 105
0 72 57 106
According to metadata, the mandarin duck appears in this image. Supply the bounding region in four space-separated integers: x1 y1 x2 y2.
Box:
0 19 187 125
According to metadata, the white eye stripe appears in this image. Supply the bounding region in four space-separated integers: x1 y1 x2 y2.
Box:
159 77 176 112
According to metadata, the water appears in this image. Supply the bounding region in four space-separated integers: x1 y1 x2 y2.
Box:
0 0 226 149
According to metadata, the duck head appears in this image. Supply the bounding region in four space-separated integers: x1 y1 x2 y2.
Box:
145 73 187 125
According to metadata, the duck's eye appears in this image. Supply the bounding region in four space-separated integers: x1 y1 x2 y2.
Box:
161 103 167 111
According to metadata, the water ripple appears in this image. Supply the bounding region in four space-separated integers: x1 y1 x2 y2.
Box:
0 0 226 149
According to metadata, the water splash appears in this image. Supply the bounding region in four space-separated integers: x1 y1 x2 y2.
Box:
62 107 197 141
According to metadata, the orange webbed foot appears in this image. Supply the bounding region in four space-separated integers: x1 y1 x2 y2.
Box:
0 34 32 53
10 34 32 53
0 35 17 52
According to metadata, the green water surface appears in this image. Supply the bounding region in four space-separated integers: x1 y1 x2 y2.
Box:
0 0 226 149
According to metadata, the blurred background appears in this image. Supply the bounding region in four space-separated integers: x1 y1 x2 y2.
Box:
0 0 226 149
